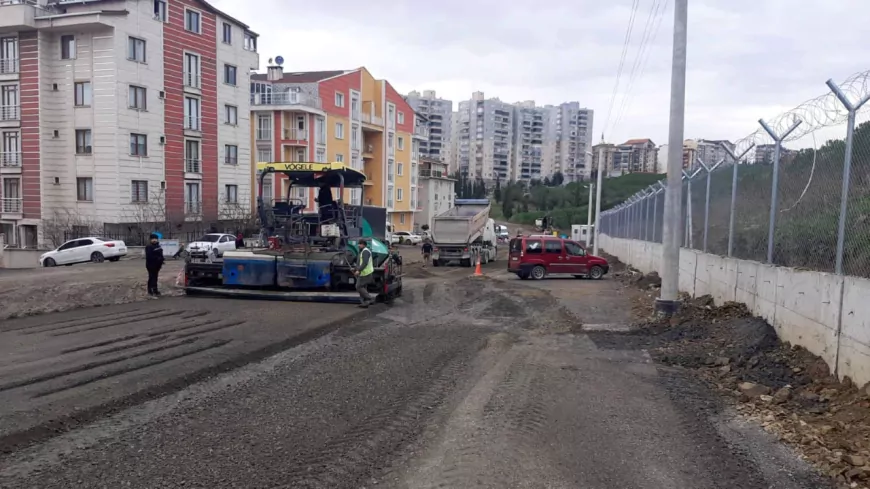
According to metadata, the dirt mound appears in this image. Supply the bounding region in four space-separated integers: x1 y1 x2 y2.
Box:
632 296 870 488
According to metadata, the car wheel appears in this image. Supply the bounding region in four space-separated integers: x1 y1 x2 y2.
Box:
589 265 604 280
108 257 120 262
531 265 546 280
91 252 105 263
44 258 56 267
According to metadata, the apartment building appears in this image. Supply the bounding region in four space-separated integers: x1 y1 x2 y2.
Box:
250 64 419 231
621 139 658 173
592 141 618 176
416 156 454 232
696 139 735 166
405 90 452 163
0 0 258 247
452 93 593 183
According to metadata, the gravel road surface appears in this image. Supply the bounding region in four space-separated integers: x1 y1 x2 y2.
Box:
0 259 832 488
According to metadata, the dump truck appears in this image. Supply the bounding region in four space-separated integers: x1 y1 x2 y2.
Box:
431 199 497 267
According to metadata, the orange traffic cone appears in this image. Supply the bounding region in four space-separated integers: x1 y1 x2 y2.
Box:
473 257 483 277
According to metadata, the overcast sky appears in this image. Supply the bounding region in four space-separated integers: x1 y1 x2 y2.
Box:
212 0 870 149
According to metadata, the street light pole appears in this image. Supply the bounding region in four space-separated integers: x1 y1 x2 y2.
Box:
593 146 604 256
587 183 594 246
656 0 688 316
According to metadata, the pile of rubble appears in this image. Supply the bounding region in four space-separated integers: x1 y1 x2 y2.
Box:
634 294 870 488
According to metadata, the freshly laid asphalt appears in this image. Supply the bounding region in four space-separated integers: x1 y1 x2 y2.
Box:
0 260 833 489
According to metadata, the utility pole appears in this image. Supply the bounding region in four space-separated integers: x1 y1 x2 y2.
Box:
587 183 594 246
593 147 604 256
655 0 688 316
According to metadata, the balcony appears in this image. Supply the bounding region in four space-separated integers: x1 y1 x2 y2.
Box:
360 112 384 126
184 71 201 90
185 201 202 214
419 169 447 178
282 127 307 141
0 0 43 30
1 104 20 121
184 115 201 132
256 129 272 141
250 92 322 111
1 197 22 214
185 158 201 173
1 151 20 169
0 58 18 74
413 125 429 139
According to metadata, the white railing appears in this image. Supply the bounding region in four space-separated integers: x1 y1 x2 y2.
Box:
414 125 429 138
0 105 20 121
184 71 201 89
256 129 272 141
1 197 22 213
387 172 394 183
1 151 21 167
185 158 201 173
361 113 384 126
0 58 18 74
184 115 201 131
185 201 202 214
283 127 307 140
249 92 322 110
419 169 446 178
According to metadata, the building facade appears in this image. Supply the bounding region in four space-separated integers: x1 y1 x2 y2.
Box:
0 0 258 247
249 65 419 232
696 139 734 166
415 156 454 232
451 92 593 183
404 90 452 163
620 139 658 173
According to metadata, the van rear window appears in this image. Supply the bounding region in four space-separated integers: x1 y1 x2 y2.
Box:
509 238 522 253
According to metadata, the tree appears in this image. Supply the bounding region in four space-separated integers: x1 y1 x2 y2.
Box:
219 195 258 234
41 209 102 248
494 177 502 201
502 193 514 219
551 171 564 186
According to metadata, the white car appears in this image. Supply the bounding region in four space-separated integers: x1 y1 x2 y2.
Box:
40 237 127 267
187 233 238 261
391 231 422 245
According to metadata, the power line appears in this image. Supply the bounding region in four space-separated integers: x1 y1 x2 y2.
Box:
601 0 640 136
609 0 669 138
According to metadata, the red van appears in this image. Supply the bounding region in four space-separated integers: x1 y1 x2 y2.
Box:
507 235 609 280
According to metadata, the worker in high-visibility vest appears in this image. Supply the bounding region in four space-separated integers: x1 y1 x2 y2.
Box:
354 239 375 307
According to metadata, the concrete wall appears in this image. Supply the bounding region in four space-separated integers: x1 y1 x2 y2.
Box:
599 234 870 389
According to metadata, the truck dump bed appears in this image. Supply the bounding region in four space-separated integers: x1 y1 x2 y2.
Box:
432 199 491 245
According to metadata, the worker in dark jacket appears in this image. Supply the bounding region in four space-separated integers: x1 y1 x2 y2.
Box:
144 233 165 296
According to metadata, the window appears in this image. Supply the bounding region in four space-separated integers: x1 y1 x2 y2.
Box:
75 129 92 154
387 185 394 208
222 22 232 44
185 9 201 34
399 213 405 224
225 144 238 165
131 180 148 203
398 136 405 150
74 81 92 106
315 117 326 143
397 188 403 201
153 0 167 21
335 154 344 163
387 159 394 183
256 114 271 140
60 35 75 60
129 85 146 110
185 182 201 213
0 38 18 75
351 125 360 150
76 177 93 202
130 133 147 156
564 241 586 256
315 148 326 163
225 184 238 203
224 104 238 125
335 92 345 108
185 139 201 172
397 162 403 176
335 122 344 139
544 240 562 254
256 148 272 163
184 97 200 130
387 104 395 127
525 239 543 254
224 64 237 86
127 37 146 62
398 111 405 124
244 32 257 51
184 53 200 88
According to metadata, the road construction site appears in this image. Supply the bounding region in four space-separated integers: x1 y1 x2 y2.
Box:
0 247 848 489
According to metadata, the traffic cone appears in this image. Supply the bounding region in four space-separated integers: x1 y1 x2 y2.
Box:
473 257 483 277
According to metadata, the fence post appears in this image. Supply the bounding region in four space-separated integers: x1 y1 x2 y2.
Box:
654 181 665 242
758 117 803 264
682 168 701 248
826 79 870 275
696 157 725 252
720 143 756 257
645 188 652 241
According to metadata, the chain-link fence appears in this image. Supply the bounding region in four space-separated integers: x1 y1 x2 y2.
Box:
599 69 870 279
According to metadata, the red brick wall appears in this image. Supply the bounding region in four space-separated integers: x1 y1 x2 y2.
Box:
163 0 219 220
18 31 40 219
318 71 359 118
386 82 413 134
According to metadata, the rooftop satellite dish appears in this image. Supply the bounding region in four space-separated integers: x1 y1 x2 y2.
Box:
267 58 273 64
275 55 284 66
